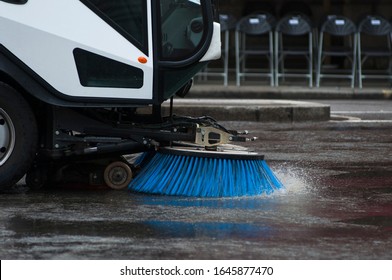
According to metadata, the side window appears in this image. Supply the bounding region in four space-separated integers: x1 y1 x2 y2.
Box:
74 49 143 88
81 0 148 55
159 0 205 60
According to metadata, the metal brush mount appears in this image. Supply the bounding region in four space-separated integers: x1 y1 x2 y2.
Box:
85 114 257 152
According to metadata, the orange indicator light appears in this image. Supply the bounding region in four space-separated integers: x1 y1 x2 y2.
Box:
138 56 148 64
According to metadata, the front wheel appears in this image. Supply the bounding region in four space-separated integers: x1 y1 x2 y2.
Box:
0 83 38 191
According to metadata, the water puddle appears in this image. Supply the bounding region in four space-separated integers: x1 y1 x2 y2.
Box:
8 215 274 240
341 216 392 231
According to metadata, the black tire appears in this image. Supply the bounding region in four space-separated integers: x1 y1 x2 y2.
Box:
104 161 133 190
0 82 38 191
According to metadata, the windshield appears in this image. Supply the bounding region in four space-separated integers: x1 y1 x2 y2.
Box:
158 0 205 60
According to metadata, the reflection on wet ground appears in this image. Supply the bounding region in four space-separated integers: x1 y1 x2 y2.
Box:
1 121 392 259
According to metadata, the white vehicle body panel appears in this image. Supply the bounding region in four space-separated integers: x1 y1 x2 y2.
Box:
0 0 154 100
200 22 221 62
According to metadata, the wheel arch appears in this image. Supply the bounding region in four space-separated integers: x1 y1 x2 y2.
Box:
0 46 65 108
0 67 46 131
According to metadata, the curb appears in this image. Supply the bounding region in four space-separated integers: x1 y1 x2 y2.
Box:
189 85 392 100
163 99 330 122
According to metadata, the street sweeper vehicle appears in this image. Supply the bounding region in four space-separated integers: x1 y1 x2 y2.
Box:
0 0 282 196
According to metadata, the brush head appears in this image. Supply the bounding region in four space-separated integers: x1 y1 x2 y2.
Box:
129 145 283 197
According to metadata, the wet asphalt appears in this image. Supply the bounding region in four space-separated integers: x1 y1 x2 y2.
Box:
1 106 392 260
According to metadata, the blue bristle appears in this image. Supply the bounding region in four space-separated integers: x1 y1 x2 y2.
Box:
133 152 148 167
128 152 284 197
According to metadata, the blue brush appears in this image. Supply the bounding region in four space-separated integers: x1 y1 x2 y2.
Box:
129 147 283 197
